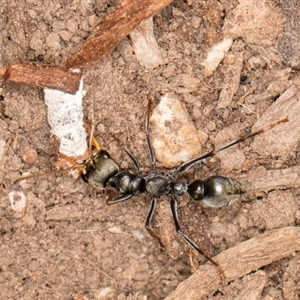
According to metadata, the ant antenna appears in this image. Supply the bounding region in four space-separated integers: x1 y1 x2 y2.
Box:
13 164 82 184
84 122 102 152
58 153 84 172
112 134 140 172
89 124 95 154
146 97 156 172
174 117 288 175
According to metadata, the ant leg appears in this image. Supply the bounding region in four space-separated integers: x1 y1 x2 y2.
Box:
170 194 226 283
118 146 140 172
169 194 218 266
110 97 158 173
174 117 288 175
112 134 140 172
14 148 84 185
123 148 140 172
145 98 156 171
13 165 81 184
106 193 133 205
59 153 84 172
145 197 157 228
145 197 164 247
91 135 101 152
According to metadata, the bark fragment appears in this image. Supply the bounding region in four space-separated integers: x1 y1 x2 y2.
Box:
165 227 300 300
0 63 81 94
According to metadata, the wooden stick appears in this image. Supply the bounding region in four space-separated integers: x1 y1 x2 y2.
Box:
165 226 300 300
0 63 81 94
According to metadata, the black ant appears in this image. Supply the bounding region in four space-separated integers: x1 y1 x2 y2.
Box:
14 99 287 276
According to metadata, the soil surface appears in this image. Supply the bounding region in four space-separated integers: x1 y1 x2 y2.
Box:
1 1 300 300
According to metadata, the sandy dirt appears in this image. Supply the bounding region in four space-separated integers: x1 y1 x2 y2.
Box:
0 1 300 299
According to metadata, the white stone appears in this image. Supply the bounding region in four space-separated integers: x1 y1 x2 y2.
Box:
150 93 202 168
8 190 26 214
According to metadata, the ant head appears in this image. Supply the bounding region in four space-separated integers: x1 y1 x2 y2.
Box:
82 150 120 190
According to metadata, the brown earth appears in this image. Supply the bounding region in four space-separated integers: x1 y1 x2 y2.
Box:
0 1 300 299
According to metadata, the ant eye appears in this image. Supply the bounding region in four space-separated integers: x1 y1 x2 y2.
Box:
99 150 111 159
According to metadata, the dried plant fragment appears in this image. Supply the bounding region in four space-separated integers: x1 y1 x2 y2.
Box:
251 85 300 158
130 17 164 69
217 52 244 109
239 165 300 193
0 63 82 94
63 0 174 68
224 0 284 47
277 1 300 69
201 37 233 77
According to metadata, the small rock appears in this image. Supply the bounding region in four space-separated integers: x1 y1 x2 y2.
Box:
22 146 38 164
150 93 202 168
8 190 26 216
107 226 123 234
95 287 115 299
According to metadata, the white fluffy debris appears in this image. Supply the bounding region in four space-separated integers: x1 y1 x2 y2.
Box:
0 139 5 161
44 77 87 156
8 190 27 215
130 17 164 69
201 37 233 77
0 139 6 170
150 93 202 168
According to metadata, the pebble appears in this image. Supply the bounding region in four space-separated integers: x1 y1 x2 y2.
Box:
150 93 202 168
22 147 38 164
8 190 26 215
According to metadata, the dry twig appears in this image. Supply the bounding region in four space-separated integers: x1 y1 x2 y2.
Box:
0 63 81 94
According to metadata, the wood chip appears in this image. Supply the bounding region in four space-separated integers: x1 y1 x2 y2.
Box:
217 52 243 109
0 1 173 92
238 165 300 192
251 85 300 158
165 226 300 299
0 63 81 94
